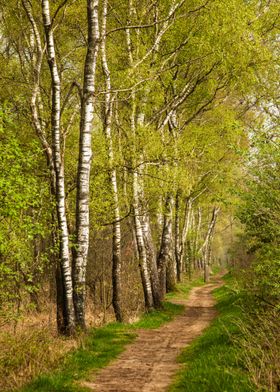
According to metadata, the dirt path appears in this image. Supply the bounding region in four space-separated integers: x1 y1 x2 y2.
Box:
82 275 224 392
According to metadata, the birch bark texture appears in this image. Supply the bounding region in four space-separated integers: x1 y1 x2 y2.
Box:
157 194 175 297
141 212 162 309
202 207 220 282
133 170 154 310
41 0 75 334
175 194 193 282
100 0 123 322
73 0 100 329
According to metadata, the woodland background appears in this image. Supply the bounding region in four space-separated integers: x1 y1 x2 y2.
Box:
0 0 279 391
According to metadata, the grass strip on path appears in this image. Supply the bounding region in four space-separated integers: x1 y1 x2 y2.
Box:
18 275 206 392
168 273 255 392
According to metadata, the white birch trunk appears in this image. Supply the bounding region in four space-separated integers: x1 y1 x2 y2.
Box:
22 0 55 191
157 194 175 296
133 170 154 309
195 207 203 269
178 197 193 276
100 0 123 322
175 191 182 281
202 207 220 282
130 98 153 309
41 0 75 334
73 0 100 328
141 207 162 309
134 158 161 308
23 0 67 334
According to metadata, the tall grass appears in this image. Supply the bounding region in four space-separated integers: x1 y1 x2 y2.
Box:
0 327 77 392
234 303 280 391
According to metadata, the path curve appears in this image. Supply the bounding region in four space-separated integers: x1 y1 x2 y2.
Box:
82 275 224 392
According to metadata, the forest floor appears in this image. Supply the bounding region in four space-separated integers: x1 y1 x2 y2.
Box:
81 274 224 392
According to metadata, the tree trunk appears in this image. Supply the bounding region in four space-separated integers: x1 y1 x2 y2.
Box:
141 213 162 309
201 207 220 282
176 197 192 278
132 171 154 310
175 191 182 282
23 0 69 334
73 0 100 329
42 0 75 335
157 194 175 297
100 0 123 322
192 208 202 270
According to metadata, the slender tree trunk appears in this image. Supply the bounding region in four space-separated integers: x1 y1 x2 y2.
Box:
135 160 162 309
130 103 153 309
192 208 200 269
42 0 75 335
111 215 123 320
73 0 100 329
22 0 67 332
100 0 123 321
157 196 164 246
175 191 182 282
132 171 154 310
157 194 175 297
201 207 220 282
187 209 196 279
179 197 192 276
141 213 162 309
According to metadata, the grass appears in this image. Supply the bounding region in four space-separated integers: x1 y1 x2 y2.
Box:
18 300 185 392
165 275 204 301
168 273 255 392
19 324 134 392
18 272 224 392
131 301 184 329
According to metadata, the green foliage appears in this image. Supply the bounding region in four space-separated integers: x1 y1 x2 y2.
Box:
237 132 280 305
0 3 278 390
0 107 49 322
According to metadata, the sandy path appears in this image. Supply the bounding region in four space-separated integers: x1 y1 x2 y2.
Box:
82 275 224 392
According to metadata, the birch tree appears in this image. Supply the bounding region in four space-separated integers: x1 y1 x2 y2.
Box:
73 0 100 329
41 0 76 334
157 194 174 297
100 0 123 321
201 207 220 282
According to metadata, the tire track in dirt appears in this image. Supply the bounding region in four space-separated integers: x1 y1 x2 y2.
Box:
82 275 224 392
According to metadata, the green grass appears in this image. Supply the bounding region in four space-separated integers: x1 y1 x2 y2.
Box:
19 323 134 392
165 275 204 300
18 301 184 392
131 301 184 329
19 271 240 392
168 273 254 392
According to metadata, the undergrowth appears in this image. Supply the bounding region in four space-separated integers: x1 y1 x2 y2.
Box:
0 327 77 392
